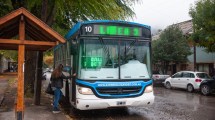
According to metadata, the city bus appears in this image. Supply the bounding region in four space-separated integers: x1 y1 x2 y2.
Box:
53 20 154 110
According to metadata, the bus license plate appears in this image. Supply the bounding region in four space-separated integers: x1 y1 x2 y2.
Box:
117 101 126 106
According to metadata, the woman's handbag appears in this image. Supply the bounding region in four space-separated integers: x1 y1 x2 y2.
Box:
45 83 54 95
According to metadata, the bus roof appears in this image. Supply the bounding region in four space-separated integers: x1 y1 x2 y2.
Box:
65 20 151 40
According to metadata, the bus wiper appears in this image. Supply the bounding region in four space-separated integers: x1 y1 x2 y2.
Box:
123 39 138 63
126 39 137 54
99 38 112 67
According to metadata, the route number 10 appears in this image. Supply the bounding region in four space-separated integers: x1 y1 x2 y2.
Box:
85 26 92 32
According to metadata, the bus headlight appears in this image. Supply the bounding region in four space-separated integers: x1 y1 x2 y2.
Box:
77 86 93 95
144 85 153 93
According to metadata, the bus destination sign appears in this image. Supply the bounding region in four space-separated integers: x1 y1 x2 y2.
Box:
82 56 102 68
82 24 142 37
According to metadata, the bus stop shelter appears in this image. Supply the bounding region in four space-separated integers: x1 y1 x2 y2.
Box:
0 7 66 120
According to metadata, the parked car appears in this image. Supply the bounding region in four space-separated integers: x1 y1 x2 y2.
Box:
200 79 215 95
152 71 170 85
164 71 212 92
42 68 53 80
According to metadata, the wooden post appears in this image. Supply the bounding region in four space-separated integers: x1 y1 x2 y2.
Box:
16 15 25 120
34 51 43 105
17 45 25 120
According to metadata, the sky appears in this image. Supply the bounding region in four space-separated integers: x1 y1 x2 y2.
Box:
131 0 198 33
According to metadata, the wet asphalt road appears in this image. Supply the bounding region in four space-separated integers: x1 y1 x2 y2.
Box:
63 86 215 120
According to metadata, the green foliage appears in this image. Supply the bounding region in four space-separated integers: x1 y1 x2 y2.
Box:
1 0 140 36
10 0 139 36
0 50 18 61
152 25 191 73
0 0 13 17
44 49 53 56
189 0 215 52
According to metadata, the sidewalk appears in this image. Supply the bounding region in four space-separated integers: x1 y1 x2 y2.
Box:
0 72 69 120
0 77 8 109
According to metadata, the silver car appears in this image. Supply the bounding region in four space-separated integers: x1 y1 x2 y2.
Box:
164 71 212 92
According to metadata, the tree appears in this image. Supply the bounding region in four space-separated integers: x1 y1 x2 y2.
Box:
0 0 12 17
43 55 53 68
152 25 191 74
1 0 140 94
0 1 15 62
0 50 18 61
1 0 139 35
189 0 215 52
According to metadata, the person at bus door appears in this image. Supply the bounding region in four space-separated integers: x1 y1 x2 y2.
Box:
50 64 72 113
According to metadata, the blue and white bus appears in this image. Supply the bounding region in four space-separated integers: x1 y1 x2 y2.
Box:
54 20 154 110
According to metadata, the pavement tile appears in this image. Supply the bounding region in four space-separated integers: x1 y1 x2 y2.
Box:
0 78 8 107
0 73 69 120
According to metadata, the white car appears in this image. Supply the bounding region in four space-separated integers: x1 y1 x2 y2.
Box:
164 71 212 92
152 71 170 85
42 68 53 80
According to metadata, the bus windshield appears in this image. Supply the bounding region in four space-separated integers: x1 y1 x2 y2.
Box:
78 38 151 80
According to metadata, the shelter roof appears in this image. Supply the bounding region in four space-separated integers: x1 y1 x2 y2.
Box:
0 7 66 51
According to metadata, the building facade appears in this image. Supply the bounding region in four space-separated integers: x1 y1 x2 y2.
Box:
0 55 9 73
152 20 215 76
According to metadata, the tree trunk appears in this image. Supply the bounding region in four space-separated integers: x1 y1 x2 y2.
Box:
23 0 53 94
24 51 37 94
34 51 43 105
163 61 169 74
46 3 56 26
41 0 56 26
161 61 165 74
166 62 169 74
41 0 48 22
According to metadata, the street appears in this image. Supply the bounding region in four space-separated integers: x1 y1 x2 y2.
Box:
63 86 215 120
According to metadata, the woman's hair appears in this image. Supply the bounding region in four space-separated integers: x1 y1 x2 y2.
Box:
51 64 63 78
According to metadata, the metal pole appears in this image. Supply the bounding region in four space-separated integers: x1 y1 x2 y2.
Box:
194 43 197 71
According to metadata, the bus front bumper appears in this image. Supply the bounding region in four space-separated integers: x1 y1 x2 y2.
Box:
75 92 154 110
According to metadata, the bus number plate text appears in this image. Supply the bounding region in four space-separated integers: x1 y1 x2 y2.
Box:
117 101 126 106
